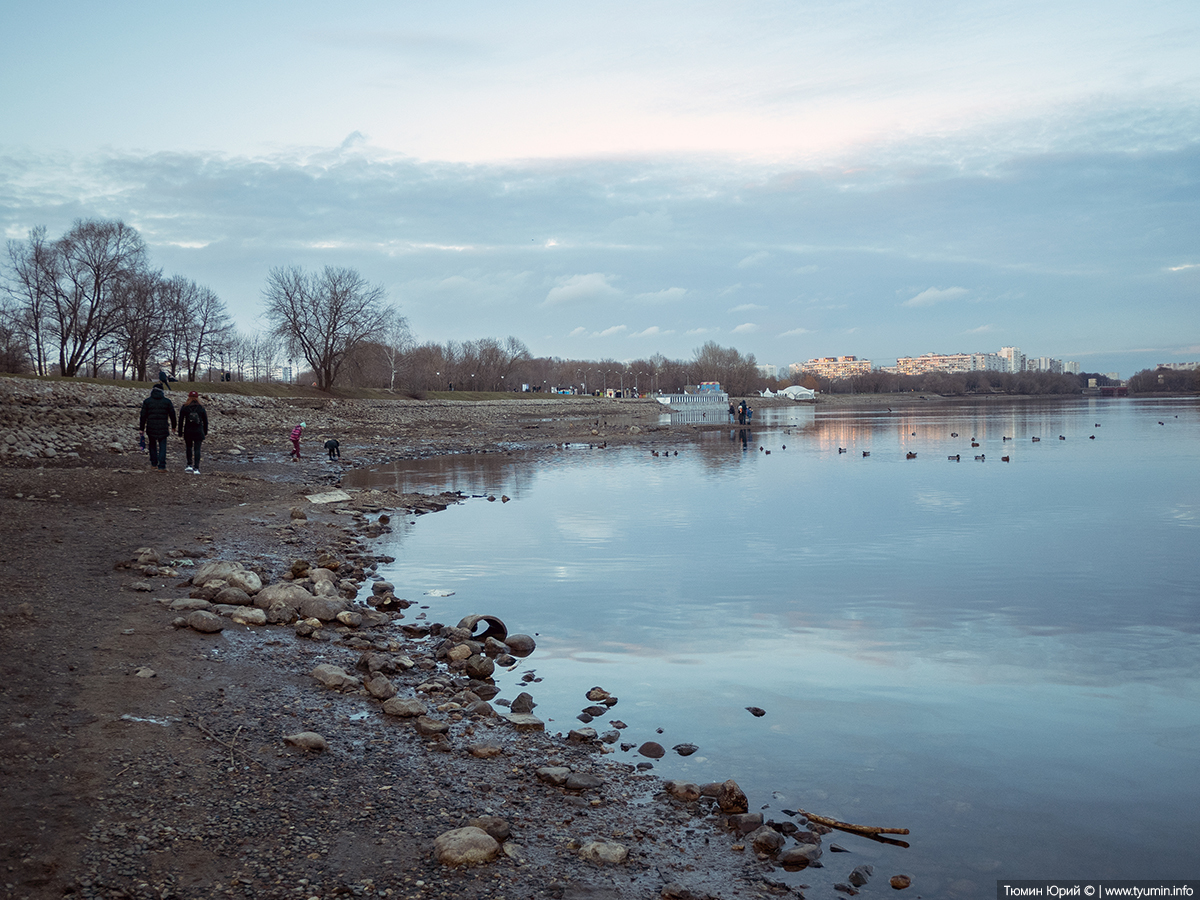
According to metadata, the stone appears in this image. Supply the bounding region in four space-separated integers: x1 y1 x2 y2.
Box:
186 610 224 633
468 743 504 759
192 560 245 587
564 772 604 791
746 706 766 717
381 697 426 718
225 569 262 595
213 586 253 606
890 875 912 890
468 816 511 842
464 700 495 717
778 844 822 868
568 727 598 743
433 826 500 867
716 779 748 813
509 691 536 714
727 813 764 834
535 767 571 786
586 686 612 701
599 730 620 744
283 731 328 752
299 596 348 621
446 643 473 662
638 741 665 759
230 607 267 626
336 610 363 627
371 580 394 595
664 780 701 802
365 674 397 699
414 715 450 736
849 865 873 887
749 826 785 854
310 663 359 691
465 654 495 679
253 582 314 611
504 633 536 657
578 840 628 865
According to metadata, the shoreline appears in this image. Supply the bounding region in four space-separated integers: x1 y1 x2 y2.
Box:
0 379 838 900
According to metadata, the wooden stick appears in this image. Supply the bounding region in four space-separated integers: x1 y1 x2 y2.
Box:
796 809 910 836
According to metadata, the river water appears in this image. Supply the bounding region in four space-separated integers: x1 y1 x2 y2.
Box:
343 397 1200 892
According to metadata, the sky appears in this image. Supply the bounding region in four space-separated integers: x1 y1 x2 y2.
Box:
2 0 1198 378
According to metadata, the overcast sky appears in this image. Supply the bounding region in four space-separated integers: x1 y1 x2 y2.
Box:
2 0 1198 376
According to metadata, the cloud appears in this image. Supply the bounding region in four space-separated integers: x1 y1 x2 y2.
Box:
737 251 769 268
632 326 673 337
633 287 687 303
966 324 995 334
545 273 621 306
685 327 718 336
904 286 969 307
780 327 812 336
1167 263 1199 272
729 303 765 312
597 325 628 337
733 323 760 334
569 326 587 337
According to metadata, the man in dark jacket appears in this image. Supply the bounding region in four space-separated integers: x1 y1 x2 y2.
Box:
139 383 177 470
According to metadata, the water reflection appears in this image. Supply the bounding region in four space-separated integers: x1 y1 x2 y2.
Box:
350 398 1200 889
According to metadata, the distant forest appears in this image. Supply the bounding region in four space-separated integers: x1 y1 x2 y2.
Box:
2 218 1195 397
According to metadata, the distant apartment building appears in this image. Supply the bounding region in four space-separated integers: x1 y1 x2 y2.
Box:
893 352 1005 376
756 363 779 379
1064 361 1081 375
795 355 873 378
998 346 1025 373
1156 361 1200 371
1028 357 1064 374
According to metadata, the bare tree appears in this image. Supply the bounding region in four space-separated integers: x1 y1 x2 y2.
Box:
112 270 167 381
377 306 412 391
4 227 56 374
45 219 148 376
263 266 388 391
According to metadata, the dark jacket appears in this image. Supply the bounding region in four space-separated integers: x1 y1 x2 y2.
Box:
139 385 177 437
177 401 208 438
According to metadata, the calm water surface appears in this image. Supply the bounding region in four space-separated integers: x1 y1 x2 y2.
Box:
344 398 1200 893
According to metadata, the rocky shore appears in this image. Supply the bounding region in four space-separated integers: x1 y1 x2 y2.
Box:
0 376 911 900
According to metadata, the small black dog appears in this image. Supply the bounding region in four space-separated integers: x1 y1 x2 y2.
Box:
324 439 340 460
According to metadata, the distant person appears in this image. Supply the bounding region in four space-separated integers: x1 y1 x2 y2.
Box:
138 383 177 471
324 438 340 460
177 390 209 474
157 368 171 391
746 404 753 424
728 402 735 423
289 422 306 461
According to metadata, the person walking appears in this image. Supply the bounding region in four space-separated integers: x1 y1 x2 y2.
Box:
289 422 305 461
138 383 177 470
177 390 209 474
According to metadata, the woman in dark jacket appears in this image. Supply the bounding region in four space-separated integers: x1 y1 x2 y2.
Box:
138 383 177 470
176 391 209 474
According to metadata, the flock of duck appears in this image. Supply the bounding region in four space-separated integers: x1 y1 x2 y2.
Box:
827 422 1110 462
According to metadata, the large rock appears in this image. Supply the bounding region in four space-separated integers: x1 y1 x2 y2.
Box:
716 779 749 813
778 843 822 868
283 731 328 752
310 664 359 691
578 841 628 864
510 691 536 714
505 713 544 732
664 780 701 802
213 586 253 606
230 607 267 626
254 582 314 611
299 595 348 621
382 697 426 718
504 633 536 657
186 610 225 633
434 827 500 867
749 826 785 854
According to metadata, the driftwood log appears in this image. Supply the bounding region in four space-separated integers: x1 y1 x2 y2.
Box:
796 808 909 836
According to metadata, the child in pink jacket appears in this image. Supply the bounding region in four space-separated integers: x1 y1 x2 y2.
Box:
290 422 305 461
